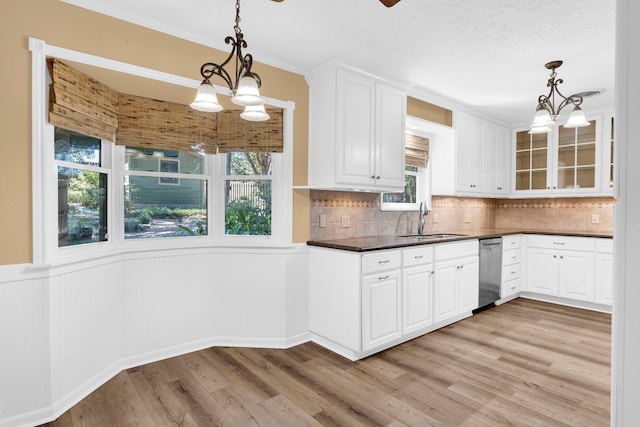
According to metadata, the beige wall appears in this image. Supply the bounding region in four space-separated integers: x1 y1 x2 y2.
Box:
309 192 615 240
0 0 310 265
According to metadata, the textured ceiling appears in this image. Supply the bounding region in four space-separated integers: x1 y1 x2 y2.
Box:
61 0 616 127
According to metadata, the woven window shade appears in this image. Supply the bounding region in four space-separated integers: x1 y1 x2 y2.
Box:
405 133 430 168
116 93 218 155
216 108 284 153
47 58 119 141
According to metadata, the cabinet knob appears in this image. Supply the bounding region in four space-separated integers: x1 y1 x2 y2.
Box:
553 255 557 258
370 175 376 179
560 255 564 259
376 176 381 179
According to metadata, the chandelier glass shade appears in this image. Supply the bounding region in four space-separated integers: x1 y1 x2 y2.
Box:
529 60 590 134
190 0 268 121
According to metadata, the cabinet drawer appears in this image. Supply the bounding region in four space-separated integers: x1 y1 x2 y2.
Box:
502 235 522 250
527 234 596 252
502 249 521 266
434 240 478 261
362 250 401 274
502 263 521 282
402 246 433 268
502 278 521 297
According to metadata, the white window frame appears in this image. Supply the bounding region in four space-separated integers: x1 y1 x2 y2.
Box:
30 37 294 266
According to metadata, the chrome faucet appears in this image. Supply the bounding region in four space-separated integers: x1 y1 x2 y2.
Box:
418 201 429 235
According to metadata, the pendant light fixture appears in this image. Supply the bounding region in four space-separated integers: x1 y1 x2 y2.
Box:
529 60 590 134
190 0 269 121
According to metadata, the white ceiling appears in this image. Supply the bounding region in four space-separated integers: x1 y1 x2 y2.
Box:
61 0 616 127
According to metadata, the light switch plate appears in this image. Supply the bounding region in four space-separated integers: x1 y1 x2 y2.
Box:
341 215 350 228
592 214 600 224
319 214 327 228
464 212 472 223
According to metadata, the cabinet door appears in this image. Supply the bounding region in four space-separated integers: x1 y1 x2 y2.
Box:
558 251 595 302
514 130 551 193
595 253 614 305
527 248 559 295
458 256 479 312
362 270 402 351
375 83 406 189
456 113 484 192
402 264 433 335
492 125 511 194
433 259 459 323
336 68 375 186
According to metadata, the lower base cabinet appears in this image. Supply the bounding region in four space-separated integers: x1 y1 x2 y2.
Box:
309 240 478 360
525 235 610 306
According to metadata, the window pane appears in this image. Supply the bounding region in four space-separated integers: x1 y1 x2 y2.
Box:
55 128 101 166
58 167 107 247
382 173 417 204
227 152 272 176
225 180 272 235
125 146 203 174
124 177 208 239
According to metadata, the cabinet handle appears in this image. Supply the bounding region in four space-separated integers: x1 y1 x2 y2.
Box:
378 260 390 264
414 255 424 259
553 242 566 245
510 271 516 275
511 286 517 290
378 275 389 281
511 256 517 260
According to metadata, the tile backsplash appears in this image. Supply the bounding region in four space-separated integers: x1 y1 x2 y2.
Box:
309 190 616 240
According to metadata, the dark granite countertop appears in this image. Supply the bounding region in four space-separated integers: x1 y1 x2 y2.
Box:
306 229 613 252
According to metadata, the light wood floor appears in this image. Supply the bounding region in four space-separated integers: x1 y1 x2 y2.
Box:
41 298 611 426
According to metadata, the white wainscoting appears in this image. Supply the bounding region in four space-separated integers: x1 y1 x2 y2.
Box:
0 245 310 427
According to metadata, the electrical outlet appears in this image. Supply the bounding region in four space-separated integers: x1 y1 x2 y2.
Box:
341 215 351 228
592 214 600 224
319 214 327 228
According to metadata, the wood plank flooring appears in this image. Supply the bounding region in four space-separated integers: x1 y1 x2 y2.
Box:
41 298 611 426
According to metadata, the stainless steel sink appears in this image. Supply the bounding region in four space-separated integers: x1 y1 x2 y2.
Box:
398 233 467 239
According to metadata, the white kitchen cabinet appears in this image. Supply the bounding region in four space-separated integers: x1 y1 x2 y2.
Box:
433 240 479 323
500 235 523 299
456 112 485 193
362 270 402 351
526 235 596 302
513 115 613 197
307 62 406 192
450 112 511 196
595 238 614 305
402 246 434 335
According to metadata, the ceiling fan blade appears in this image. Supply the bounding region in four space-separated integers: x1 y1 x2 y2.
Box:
380 0 401 7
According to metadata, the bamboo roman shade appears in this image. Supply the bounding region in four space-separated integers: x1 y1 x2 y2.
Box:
405 133 430 168
47 58 119 141
117 93 218 154
216 109 284 153
47 59 284 154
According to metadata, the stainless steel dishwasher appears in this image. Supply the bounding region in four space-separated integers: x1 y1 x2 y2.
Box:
478 237 503 311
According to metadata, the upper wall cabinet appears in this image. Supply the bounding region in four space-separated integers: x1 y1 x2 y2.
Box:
431 111 510 197
513 114 614 197
307 63 406 192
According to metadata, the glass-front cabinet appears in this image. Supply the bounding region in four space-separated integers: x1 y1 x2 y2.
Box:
513 115 613 196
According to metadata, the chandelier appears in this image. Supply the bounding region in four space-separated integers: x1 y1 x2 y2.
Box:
529 60 590 134
190 0 269 121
